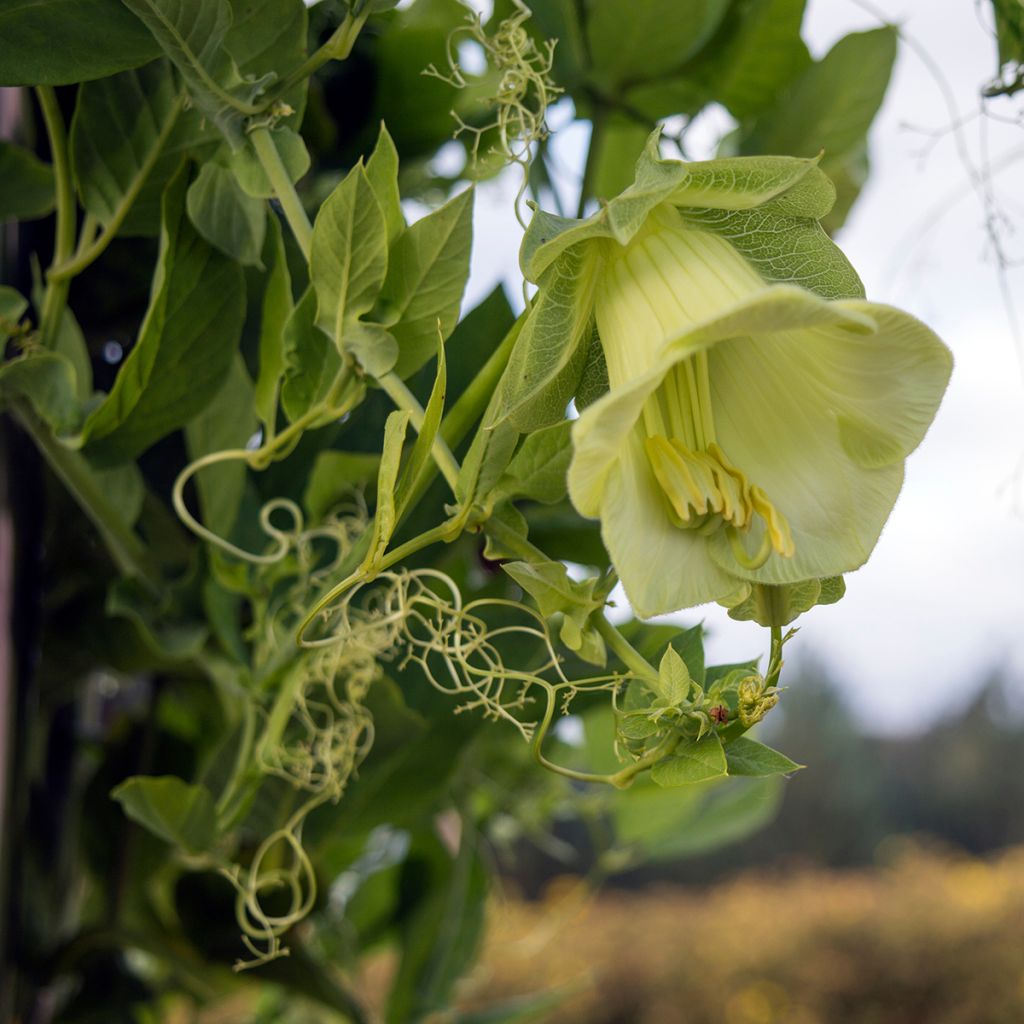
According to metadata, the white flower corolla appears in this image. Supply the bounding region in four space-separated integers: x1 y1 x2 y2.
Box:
527 148 954 618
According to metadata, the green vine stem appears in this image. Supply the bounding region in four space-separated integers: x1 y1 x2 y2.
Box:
531 685 679 789
295 518 464 645
11 401 160 591
172 366 361 561
275 6 371 96
214 701 257 820
36 86 76 349
593 615 660 686
49 94 186 282
248 125 313 261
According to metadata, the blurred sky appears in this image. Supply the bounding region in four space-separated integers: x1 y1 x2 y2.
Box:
444 0 1024 733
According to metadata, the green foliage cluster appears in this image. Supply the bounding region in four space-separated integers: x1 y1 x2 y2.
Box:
0 0 906 1020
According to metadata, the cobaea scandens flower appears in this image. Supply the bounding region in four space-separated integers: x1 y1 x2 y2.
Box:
512 135 952 618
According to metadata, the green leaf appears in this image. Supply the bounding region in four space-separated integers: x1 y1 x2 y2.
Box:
619 715 662 741
0 0 158 86
446 285 516 405
702 0 810 119
224 0 308 120
657 645 691 705
93 462 146 528
575 323 608 410
106 577 208 660
481 502 529 561
386 833 489 1024
27 272 92 400
71 59 211 238
362 410 411 569
376 188 474 379
0 287 28 346
619 620 705 683
0 143 55 221
586 0 729 89
119 0 233 109
502 560 598 621
650 735 727 787
818 575 846 605
590 114 652 203
303 450 380 521
184 355 257 538
53 307 93 402
365 122 405 245
623 77 708 122
254 216 292 433
993 0 1024 66
0 353 81 435
679 202 864 300
494 247 599 431
372 13 468 158
613 775 782 860
186 160 266 265
725 736 803 777
280 287 342 424
344 321 398 379
456 416 519 510
310 163 390 362
820 141 870 234
120 0 286 144
111 775 217 853
521 138 829 282
740 27 898 162
494 420 573 505
79 166 246 464
502 559 603 659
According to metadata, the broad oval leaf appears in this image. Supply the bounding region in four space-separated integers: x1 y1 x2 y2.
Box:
79 167 246 464
186 161 266 265
0 0 159 85
0 143 55 221
71 59 214 237
650 735 728 787
724 736 803 777
111 775 217 853
376 187 474 379
310 163 389 358
280 286 342 424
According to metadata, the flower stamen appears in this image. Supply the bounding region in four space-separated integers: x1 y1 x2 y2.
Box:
643 355 794 572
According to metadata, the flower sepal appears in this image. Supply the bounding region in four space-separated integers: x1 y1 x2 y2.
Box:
722 577 846 628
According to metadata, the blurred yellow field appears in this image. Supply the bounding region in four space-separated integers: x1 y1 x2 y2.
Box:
455 842 1024 1024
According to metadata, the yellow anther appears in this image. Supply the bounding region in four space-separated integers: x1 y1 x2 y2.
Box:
646 433 794 572
645 436 711 523
750 485 795 558
705 443 752 528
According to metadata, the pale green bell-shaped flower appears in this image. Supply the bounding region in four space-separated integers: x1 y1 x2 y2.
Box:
517 136 952 617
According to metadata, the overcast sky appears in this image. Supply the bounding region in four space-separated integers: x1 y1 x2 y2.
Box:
446 0 1024 732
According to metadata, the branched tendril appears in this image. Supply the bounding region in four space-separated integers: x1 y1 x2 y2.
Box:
424 0 561 222
300 569 631 759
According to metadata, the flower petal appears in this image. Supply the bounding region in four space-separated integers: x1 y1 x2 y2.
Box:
704 319 922 584
599 431 736 617
569 285 877 518
824 301 953 467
